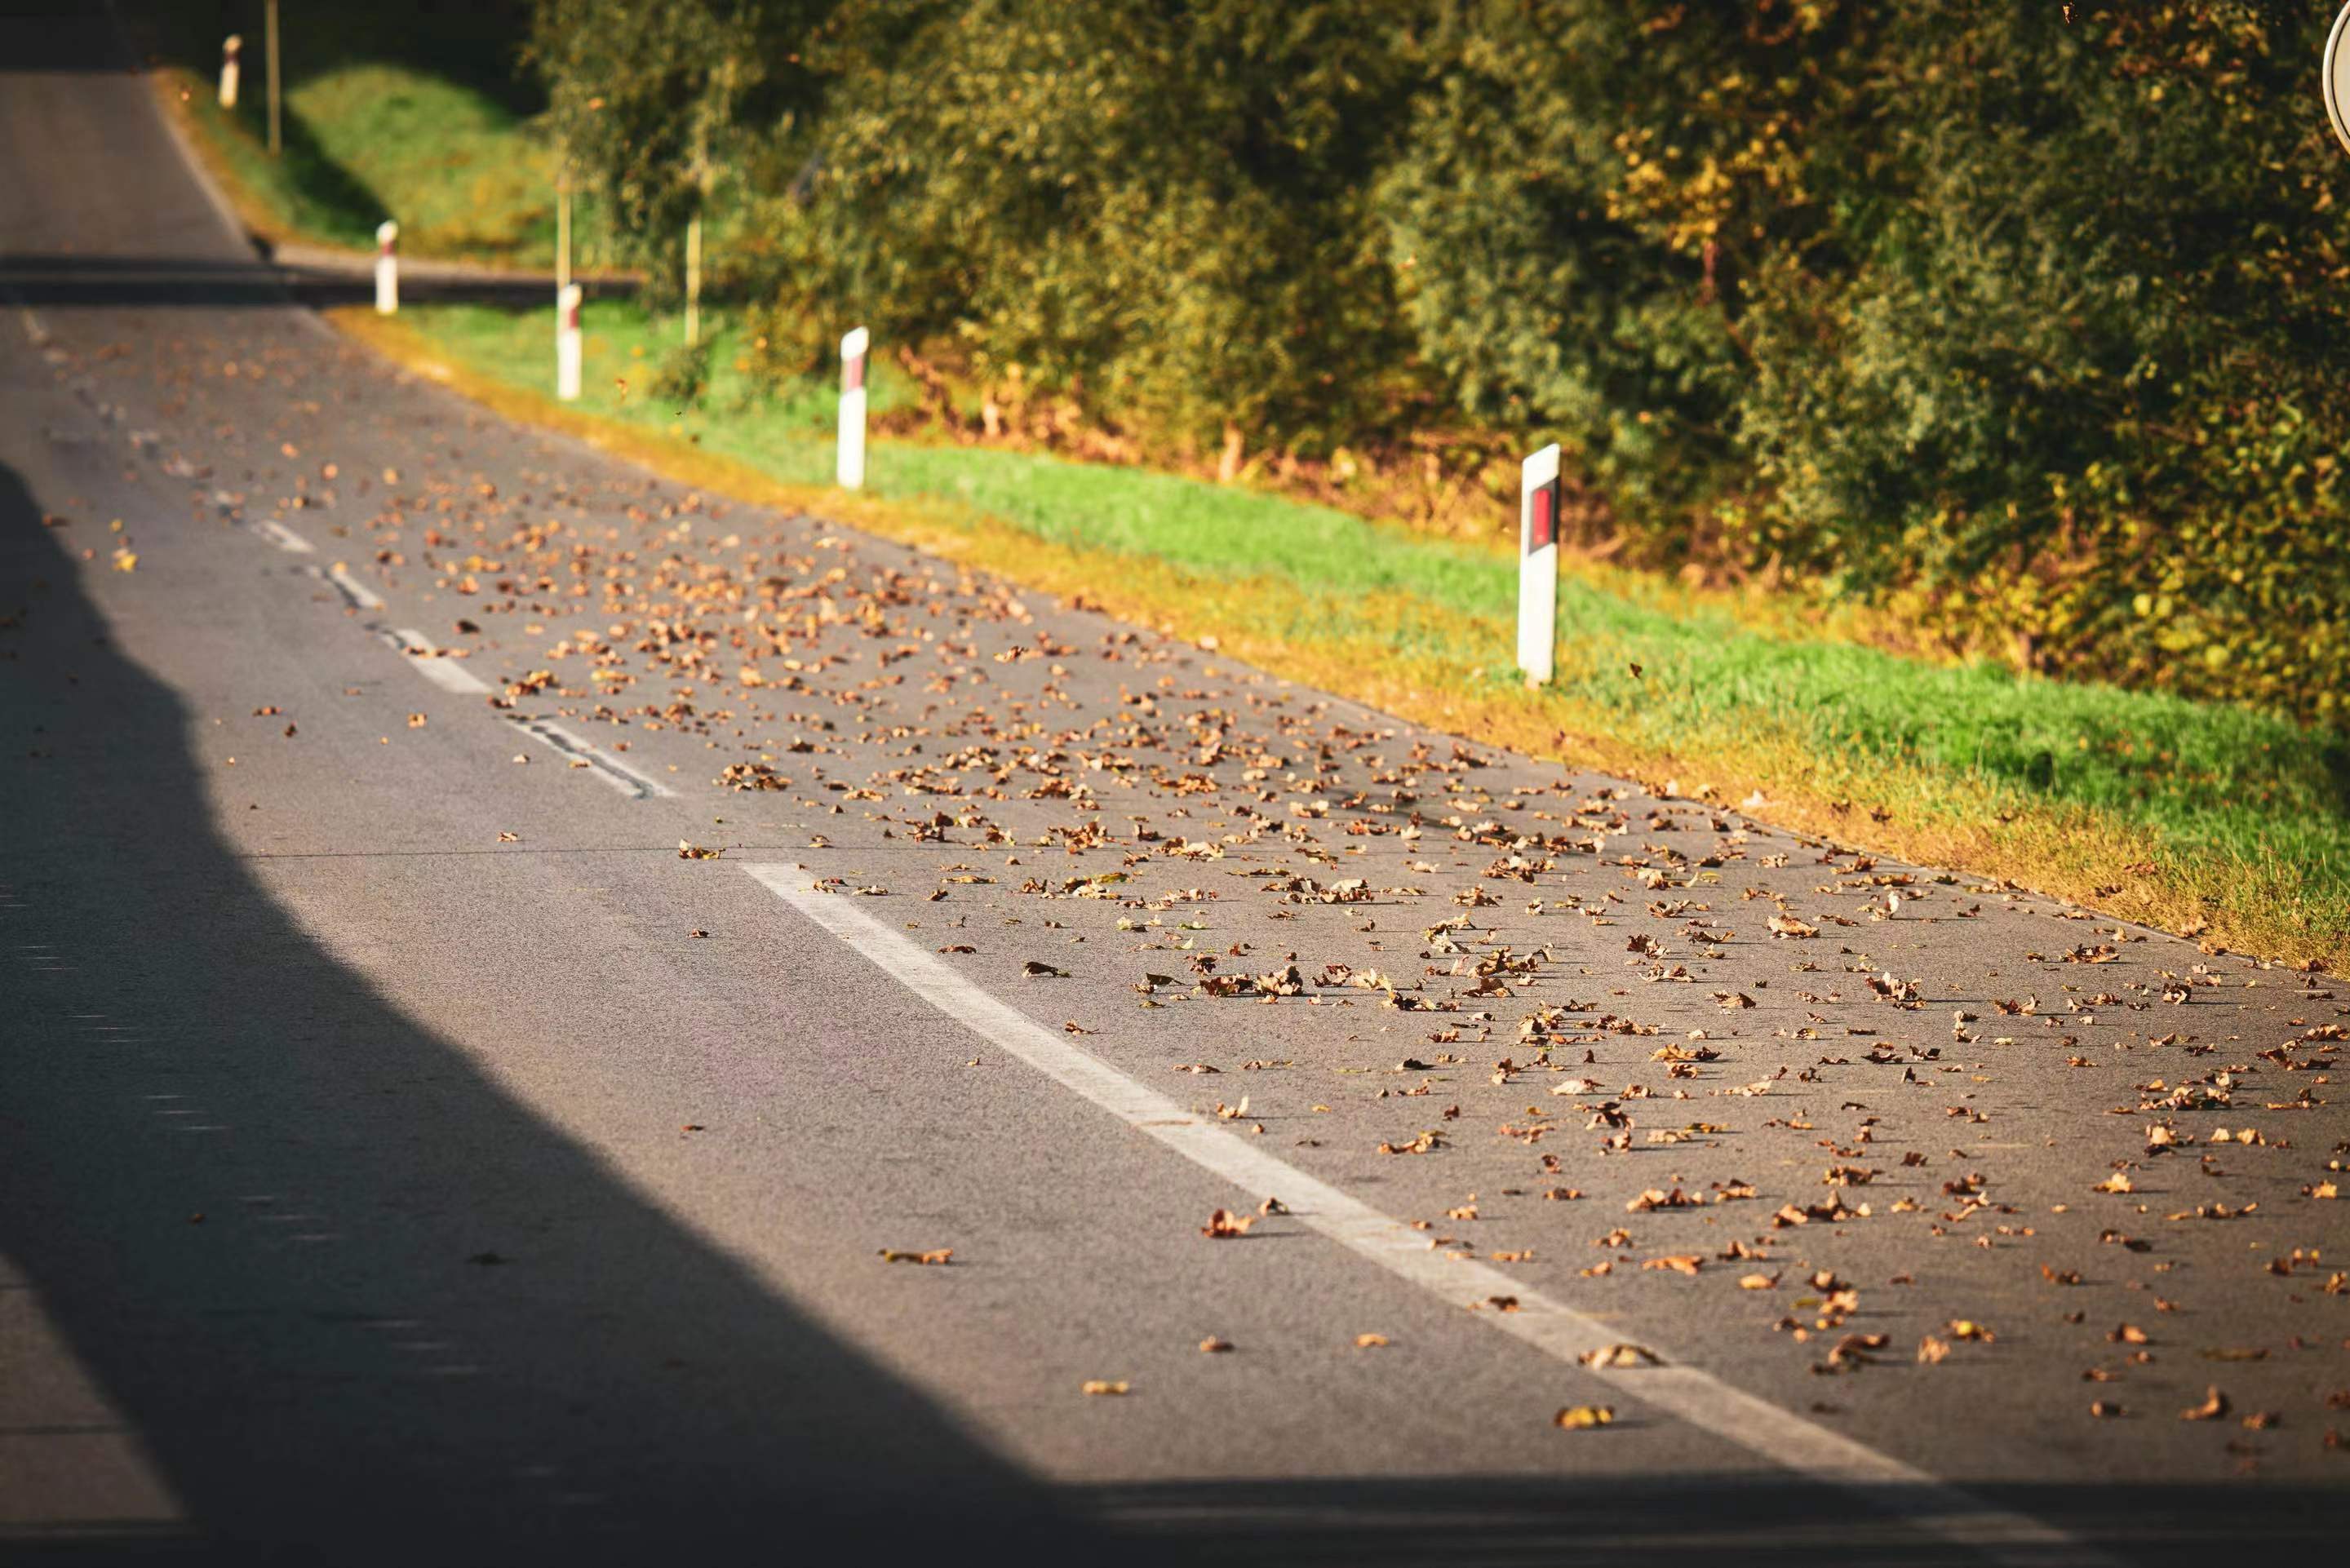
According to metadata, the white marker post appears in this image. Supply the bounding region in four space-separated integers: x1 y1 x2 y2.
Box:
1517 443 1561 684
556 283 583 402
374 221 398 316
219 34 242 109
837 326 869 489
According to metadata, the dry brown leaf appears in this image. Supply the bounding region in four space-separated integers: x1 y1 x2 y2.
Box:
2180 1386 2230 1421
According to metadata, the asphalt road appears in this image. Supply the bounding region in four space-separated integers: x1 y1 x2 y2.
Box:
2 9 2346 1565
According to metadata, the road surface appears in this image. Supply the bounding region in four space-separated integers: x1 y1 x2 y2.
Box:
2 7 2344 1563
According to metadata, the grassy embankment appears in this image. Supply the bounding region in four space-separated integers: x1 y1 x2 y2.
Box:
156 46 2350 969
147 6 582 268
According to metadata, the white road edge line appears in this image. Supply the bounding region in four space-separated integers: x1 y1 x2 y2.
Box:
743 862 2107 1568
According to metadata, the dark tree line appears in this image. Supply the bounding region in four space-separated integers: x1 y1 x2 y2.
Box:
531 0 2350 720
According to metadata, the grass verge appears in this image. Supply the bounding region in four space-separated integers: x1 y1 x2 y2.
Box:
328 303 2349 970
144 11 573 268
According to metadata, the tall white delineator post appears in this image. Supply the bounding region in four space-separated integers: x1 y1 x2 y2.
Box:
219 34 242 109
556 284 583 402
837 326 869 489
374 221 399 316
1517 443 1561 684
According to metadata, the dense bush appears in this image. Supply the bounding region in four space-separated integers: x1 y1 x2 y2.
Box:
530 0 2350 721
787 0 1424 466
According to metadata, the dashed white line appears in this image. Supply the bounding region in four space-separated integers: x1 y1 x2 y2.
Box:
370 624 670 801
255 519 313 553
508 715 677 799
304 562 383 610
384 628 491 695
743 862 2103 1568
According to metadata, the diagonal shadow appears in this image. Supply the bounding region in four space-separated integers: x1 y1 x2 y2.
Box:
0 251 601 312
0 455 1102 1562
1082 1473 2350 1567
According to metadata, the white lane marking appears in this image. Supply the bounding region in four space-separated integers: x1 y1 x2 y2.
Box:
384 628 491 695
304 562 384 609
255 520 314 553
744 863 2104 1568
508 716 677 799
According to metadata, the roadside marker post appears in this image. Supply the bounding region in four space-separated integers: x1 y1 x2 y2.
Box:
264 0 281 155
556 284 583 402
373 221 398 316
218 35 241 109
1517 444 1561 684
837 327 869 489
554 162 572 295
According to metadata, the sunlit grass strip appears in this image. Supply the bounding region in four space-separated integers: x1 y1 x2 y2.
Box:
153 64 566 266
330 306 2345 969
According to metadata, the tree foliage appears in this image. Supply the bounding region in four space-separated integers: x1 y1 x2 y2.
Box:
529 0 2350 720
785 0 1421 457
529 0 822 297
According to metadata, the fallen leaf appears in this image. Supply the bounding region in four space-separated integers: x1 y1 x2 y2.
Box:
2180 1386 2230 1421
1554 1405 1616 1430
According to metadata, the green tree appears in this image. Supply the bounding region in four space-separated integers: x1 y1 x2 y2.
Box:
530 0 827 301
796 0 1424 463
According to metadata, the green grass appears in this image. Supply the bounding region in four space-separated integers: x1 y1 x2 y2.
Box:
395 299 2350 950
148 3 579 267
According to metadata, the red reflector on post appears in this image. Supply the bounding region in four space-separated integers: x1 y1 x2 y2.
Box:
844 356 865 393
1529 482 1555 552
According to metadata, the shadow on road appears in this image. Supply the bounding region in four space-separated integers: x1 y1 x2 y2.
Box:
0 454 1079 1562
0 251 613 312
1089 1473 2347 1568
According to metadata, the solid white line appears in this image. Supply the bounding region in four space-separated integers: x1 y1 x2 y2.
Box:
255 520 313 554
386 629 491 695
743 862 2104 1568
